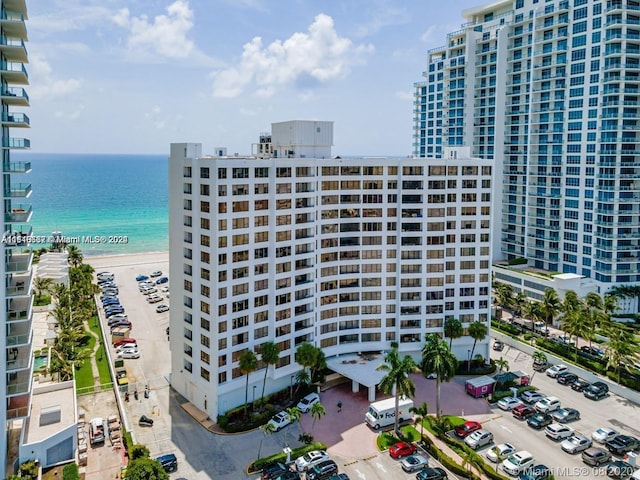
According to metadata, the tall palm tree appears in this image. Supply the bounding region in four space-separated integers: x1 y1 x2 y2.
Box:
33 277 54 303
259 341 280 403
66 245 83 268
494 356 509 373
409 401 429 442
609 285 640 313
310 402 326 430
512 291 529 318
523 300 545 326
468 321 488 361
461 449 485 478
532 351 547 365
493 282 516 317
421 334 457 418
377 343 416 435
239 350 258 417
284 407 301 447
541 288 561 326
604 324 640 383
444 318 463 349
295 342 319 386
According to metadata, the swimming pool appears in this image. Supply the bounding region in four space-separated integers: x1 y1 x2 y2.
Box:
33 355 48 372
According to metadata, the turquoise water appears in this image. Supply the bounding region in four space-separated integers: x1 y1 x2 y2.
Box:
12 153 168 256
33 355 47 371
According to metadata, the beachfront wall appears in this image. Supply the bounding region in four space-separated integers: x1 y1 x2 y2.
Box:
168 127 493 420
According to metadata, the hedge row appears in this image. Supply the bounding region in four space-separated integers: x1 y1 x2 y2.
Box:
491 319 522 337
250 441 327 472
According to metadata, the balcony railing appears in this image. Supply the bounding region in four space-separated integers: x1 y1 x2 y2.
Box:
1 112 29 126
4 182 31 197
2 137 30 149
1 86 29 106
6 380 30 396
4 203 31 222
3 161 30 173
6 252 32 273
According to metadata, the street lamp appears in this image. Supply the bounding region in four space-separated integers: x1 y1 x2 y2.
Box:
290 375 295 400
467 349 471 373
252 385 257 411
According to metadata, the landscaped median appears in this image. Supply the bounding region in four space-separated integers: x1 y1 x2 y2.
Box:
247 441 327 475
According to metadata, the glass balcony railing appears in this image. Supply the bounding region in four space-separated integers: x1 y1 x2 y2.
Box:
2 137 30 149
1 112 29 125
5 203 32 222
1 10 25 22
6 380 30 396
6 252 32 273
3 161 30 173
1 86 29 105
4 182 31 197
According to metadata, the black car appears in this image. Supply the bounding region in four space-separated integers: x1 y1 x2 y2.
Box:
518 464 551 480
557 373 579 385
262 463 288 479
527 413 553 430
417 467 448 480
306 460 338 480
571 378 591 392
584 381 609 400
138 415 154 427
271 471 300 480
580 345 604 357
326 475 350 480
606 435 640 456
156 453 178 473
606 461 635 479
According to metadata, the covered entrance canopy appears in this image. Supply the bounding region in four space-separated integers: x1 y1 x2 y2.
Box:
325 353 387 402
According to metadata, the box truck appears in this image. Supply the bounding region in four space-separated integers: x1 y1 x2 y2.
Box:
365 397 414 430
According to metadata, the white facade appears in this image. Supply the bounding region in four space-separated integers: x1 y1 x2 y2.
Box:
413 0 640 293
2 0 32 473
168 123 493 420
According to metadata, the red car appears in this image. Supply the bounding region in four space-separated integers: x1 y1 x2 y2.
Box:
389 441 417 459
512 404 536 420
455 421 482 438
113 338 137 348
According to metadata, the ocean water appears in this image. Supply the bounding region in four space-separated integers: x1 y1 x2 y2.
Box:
12 153 169 256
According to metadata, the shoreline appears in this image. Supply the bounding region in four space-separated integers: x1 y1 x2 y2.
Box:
83 250 169 268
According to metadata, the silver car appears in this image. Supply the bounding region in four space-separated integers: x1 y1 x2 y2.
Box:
561 434 592 454
465 429 494 450
401 454 428 473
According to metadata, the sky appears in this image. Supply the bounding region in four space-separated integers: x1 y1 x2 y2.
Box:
24 0 482 156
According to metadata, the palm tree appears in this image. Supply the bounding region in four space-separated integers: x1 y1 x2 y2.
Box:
33 277 54 303
377 343 416 435
257 422 275 462
604 324 640 383
512 291 528 318
493 282 515 317
532 351 547 365
66 245 83 268
409 401 429 442
239 350 258 417
444 318 463 349
295 342 319 388
310 401 326 430
609 285 640 313
468 321 488 361
259 341 280 404
284 407 301 447
541 288 561 326
461 449 484 478
494 356 509 373
421 334 457 418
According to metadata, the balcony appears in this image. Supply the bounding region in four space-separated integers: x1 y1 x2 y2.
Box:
2 137 30 148
7 295 33 322
6 393 30 420
0 60 28 84
5 203 32 222
1 111 29 127
1 86 29 106
6 251 32 273
6 343 32 372
4 182 31 198
6 320 31 347
6 272 31 297
0 9 27 39
3 226 32 247
0 35 27 62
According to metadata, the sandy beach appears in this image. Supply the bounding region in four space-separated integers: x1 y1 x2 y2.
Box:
84 251 169 271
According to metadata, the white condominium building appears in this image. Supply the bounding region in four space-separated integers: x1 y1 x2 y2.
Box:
169 121 493 419
414 0 640 292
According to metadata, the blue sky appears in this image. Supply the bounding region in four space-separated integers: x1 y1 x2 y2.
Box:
25 0 481 155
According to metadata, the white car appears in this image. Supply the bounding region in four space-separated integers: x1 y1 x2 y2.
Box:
161 286 169 292
267 411 292 432
294 449 329 472
296 393 320 413
155 304 170 313
502 451 534 476
561 434 592 454
486 443 516 463
118 348 140 359
545 364 568 378
115 343 137 352
535 396 561 413
498 397 523 411
592 427 619 444
150 270 162 277
521 391 546 404
545 423 574 440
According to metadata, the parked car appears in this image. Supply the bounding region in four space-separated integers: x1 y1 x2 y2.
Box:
455 420 482 438
417 467 448 480
155 304 170 313
502 451 535 476
150 271 162 277
156 453 178 473
110 321 132 331
400 454 428 472
533 360 550 372
535 396 561 413
607 461 635 479
135 274 149 282
261 462 288 480
296 393 320 413
545 365 568 378
486 443 516 463
498 397 524 411
512 405 537 420
521 391 546 404
557 372 579 385
147 295 163 304
561 434 593 454
545 423 574 441
268 412 292 432
593 427 620 444
138 415 154 427
553 335 576 345
493 341 505 351
113 337 137 348
115 342 137 351
97 272 115 281
142 287 158 295
582 447 612 466
527 413 553 430
584 381 609 400
295 450 329 472
271 472 300 480
306 460 338 480
607 435 640 456
550 407 580 423
571 378 591 392
465 429 494 450
389 441 417 458
580 345 604 357
118 348 140 359
156 276 169 284
326 475 349 480
518 464 551 480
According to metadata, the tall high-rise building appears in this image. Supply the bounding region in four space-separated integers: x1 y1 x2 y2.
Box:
414 0 640 291
1 0 31 471
169 121 493 419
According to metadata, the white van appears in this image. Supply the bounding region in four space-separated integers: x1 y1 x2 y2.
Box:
89 417 105 445
365 397 414 430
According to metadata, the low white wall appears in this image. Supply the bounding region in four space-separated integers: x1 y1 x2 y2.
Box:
492 330 640 405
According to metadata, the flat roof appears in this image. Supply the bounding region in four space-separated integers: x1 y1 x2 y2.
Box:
326 353 387 388
23 381 76 444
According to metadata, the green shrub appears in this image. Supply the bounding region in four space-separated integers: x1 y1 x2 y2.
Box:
491 320 522 336
508 257 527 265
62 463 79 480
250 442 328 472
130 444 150 461
523 333 534 341
216 414 229 429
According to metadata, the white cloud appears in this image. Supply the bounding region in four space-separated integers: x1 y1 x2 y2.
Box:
353 5 411 38
28 53 83 100
54 104 85 121
211 14 373 98
144 105 169 130
395 90 414 101
113 0 195 60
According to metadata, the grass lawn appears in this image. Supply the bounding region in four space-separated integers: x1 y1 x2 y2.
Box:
74 330 96 394
376 425 421 450
95 343 113 389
